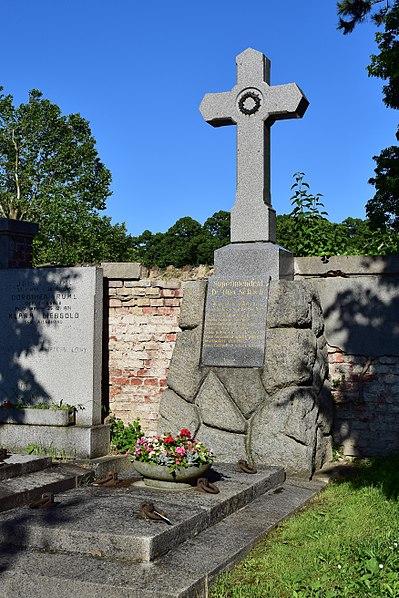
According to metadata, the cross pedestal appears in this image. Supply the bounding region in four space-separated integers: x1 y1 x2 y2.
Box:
199 48 308 244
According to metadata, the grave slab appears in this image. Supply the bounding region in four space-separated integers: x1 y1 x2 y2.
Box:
0 464 284 562
0 477 325 598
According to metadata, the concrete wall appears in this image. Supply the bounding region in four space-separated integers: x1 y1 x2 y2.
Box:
295 256 399 457
104 256 399 458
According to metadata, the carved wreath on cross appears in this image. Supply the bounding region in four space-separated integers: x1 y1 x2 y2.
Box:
238 91 261 115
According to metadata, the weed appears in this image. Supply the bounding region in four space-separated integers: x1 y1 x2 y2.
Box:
109 416 142 454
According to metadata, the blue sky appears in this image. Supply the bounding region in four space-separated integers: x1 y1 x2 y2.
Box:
1 1 397 236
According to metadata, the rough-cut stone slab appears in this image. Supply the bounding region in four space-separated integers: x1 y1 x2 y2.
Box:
202 275 269 367
167 327 205 402
196 372 246 433
262 329 316 393
158 388 200 436
250 387 318 478
267 281 312 328
216 368 267 417
196 425 247 462
179 280 207 329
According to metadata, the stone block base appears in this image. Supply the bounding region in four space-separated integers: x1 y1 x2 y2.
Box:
0 424 110 459
214 242 294 281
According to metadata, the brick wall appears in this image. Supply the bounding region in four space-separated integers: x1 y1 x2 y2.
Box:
329 350 399 456
103 264 183 435
103 257 399 458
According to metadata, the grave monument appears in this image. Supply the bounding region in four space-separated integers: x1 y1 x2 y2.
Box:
159 49 333 478
0 221 109 458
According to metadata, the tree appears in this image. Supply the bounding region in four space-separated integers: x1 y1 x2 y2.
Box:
0 87 136 265
337 0 392 34
131 212 231 268
337 1 399 232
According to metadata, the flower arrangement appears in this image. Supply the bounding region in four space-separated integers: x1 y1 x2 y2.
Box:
131 428 214 475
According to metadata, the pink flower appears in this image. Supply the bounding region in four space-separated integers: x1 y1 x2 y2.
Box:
175 446 186 456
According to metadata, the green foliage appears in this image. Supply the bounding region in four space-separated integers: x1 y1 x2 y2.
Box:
279 173 349 257
109 416 143 454
337 0 392 34
132 211 230 268
211 454 399 597
337 1 399 233
0 87 136 265
365 3 399 231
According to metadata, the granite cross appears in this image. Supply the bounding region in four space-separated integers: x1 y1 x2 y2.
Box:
199 48 309 244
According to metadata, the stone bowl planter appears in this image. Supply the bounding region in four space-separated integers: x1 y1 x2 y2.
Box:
132 461 211 483
0 407 75 426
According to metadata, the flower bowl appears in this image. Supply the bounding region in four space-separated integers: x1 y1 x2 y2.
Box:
130 428 214 484
132 460 211 483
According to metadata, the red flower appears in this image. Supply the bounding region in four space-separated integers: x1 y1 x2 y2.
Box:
178 428 192 439
164 435 174 444
2 401 12 409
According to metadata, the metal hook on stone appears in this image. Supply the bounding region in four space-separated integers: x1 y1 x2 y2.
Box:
196 477 220 494
237 459 257 474
138 501 172 525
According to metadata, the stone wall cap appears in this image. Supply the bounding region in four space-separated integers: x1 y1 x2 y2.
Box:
101 262 141 280
0 218 39 236
295 255 399 277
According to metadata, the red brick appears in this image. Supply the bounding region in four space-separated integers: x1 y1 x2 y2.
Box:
160 289 175 297
166 333 177 342
174 289 183 298
143 307 157 315
136 369 148 377
129 378 143 385
164 299 181 307
144 378 159 386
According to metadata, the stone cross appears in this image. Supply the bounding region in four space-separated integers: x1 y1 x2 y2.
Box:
199 48 309 244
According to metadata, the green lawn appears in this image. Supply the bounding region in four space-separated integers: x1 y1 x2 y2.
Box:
211 455 399 597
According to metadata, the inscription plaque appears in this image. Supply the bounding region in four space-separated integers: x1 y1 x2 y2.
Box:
201 276 270 367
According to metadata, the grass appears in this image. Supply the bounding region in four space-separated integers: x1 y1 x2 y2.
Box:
211 455 399 597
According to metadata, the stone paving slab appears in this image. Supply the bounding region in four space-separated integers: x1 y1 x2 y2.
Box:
0 455 51 481
0 464 284 562
0 479 326 598
0 463 93 512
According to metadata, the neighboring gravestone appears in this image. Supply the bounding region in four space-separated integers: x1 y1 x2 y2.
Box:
0 267 109 458
159 49 333 478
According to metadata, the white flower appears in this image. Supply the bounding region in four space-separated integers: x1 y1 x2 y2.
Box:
379 564 384 569
337 564 342 570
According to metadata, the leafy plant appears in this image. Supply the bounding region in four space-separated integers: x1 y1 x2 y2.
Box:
109 416 143 454
131 428 214 475
285 172 349 257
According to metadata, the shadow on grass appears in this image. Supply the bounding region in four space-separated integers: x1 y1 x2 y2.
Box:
333 453 399 500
